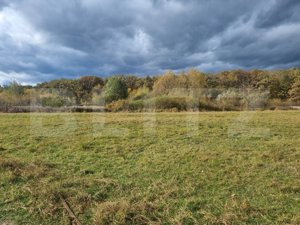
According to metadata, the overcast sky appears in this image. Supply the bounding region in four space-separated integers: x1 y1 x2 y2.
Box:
0 0 300 84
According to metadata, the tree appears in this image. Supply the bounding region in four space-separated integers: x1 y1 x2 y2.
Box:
78 76 104 92
76 76 104 104
37 79 79 104
278 74 294 99
217 70 251 89
176 72 189 89
249 69 269 89
120 75 139 90
153 70 177 95
7 81 24 96
104 76 128 103
289 77 300 102
141 76 155 90
268 73 294 100
186 69 206 88
268 78 281 99
38 76 104 105
186 69 207 97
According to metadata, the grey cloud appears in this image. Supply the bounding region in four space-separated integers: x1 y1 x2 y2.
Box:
0 0 300 84
255 0 300 28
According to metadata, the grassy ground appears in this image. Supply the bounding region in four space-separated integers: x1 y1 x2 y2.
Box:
0 111 299 225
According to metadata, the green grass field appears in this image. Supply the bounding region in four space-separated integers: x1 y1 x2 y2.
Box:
0 111 299 224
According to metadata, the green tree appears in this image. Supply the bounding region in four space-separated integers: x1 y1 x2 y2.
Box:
278 74 294 99
268 73 294 100
104 76 128 103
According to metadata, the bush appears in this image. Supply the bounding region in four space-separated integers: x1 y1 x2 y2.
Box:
242 91 269 109
199 100 221 111
41 97 66 107
266 99 294 110
7 81 24 96
130 87 149 100
92 93 105 106
128 100 144 111
105 97 222 112
106 99 144 112
216 89 243 110
0 92 31 108
106 100 128 112
151 96 188 111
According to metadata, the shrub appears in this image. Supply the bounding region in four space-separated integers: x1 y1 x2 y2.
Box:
0 94 10 108
266 99 294 110
242 91 269 109
7 81 24 96
198 100 221 111
106 100 128 112
0 92 31 108
130 87 150 100
206 88 222 99
128 100 144 111
104 77 128 103
150 96 189 111
92 93 105 106
216 89 242 110
106 97 202 112
105 97 177 112
41 97 66 107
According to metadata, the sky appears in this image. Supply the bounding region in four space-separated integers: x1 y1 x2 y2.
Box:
0 0 300 85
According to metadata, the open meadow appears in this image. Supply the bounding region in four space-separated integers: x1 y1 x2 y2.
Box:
0 111 299 224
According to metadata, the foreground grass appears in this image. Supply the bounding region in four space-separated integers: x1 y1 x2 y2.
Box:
0 111 299 224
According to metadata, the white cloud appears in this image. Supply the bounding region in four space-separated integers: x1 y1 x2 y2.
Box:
262 23 300 42
131 29 153 55
0 71 34 85
0 7 46 47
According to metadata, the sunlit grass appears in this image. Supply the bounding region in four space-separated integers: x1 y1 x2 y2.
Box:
0 111 299 224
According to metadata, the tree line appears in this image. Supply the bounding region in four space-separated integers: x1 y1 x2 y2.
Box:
0 68 299 112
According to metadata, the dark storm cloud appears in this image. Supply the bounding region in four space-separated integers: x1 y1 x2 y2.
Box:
0 0 299 84
255 0 300 28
